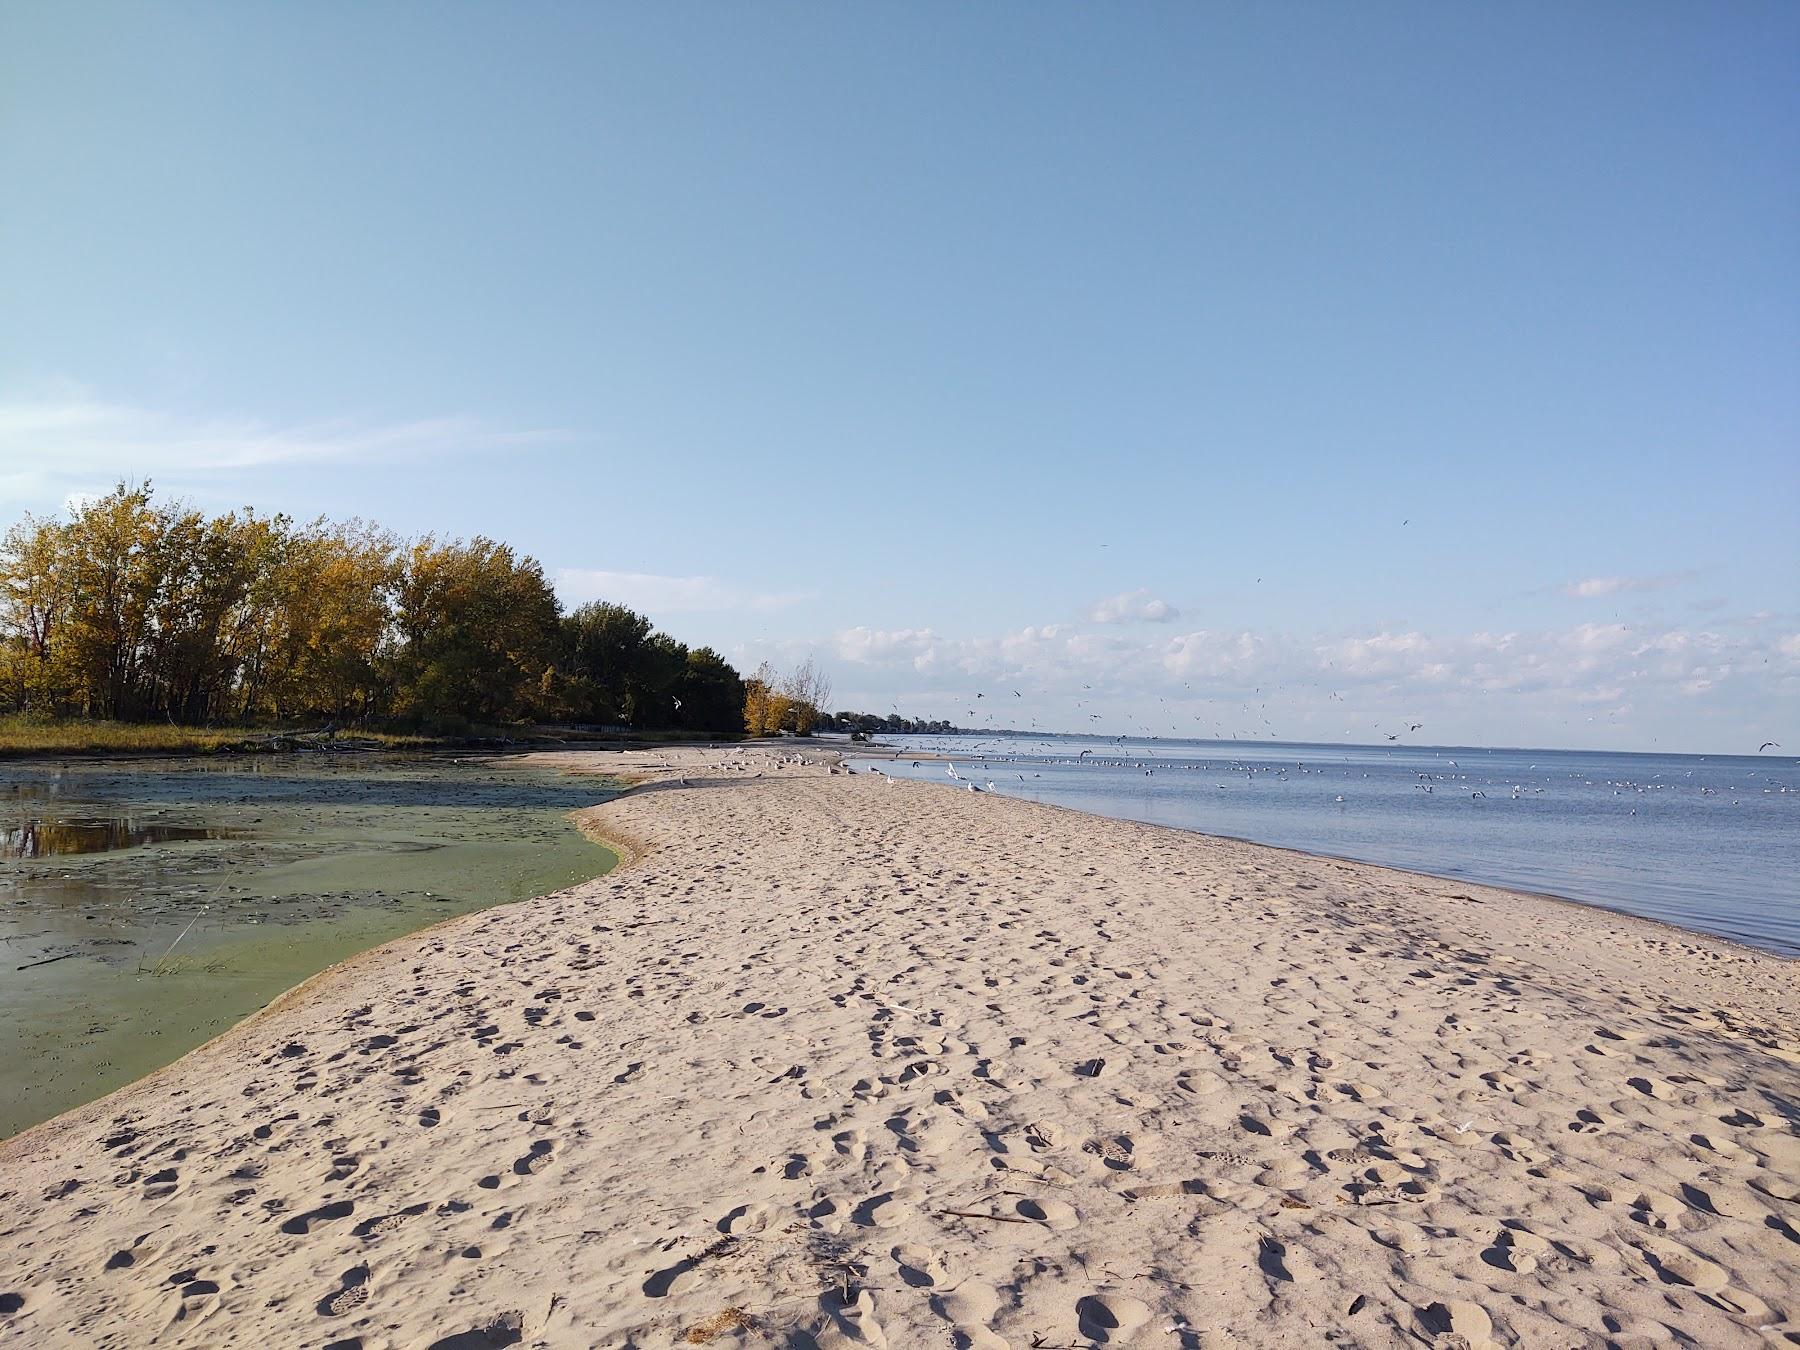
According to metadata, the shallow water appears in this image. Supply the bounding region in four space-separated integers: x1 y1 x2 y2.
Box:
860 735 1800 958
0 753 620 1138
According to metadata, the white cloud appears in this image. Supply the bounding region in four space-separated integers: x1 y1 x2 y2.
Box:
555 568 809 615
1087 588 1179 623
1162 629 1273 680
781 609 1797 750
0 384 562 494
1562 573 1688 599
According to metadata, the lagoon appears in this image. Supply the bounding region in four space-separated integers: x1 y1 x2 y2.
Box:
0 753 618 1138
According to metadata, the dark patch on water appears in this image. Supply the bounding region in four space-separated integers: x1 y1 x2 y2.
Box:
2 817 241 859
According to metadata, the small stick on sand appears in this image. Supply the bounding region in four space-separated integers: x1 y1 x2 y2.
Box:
16 951 80 972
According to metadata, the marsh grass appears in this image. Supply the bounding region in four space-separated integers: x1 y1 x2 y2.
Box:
0 716 731 759
0 718 436 759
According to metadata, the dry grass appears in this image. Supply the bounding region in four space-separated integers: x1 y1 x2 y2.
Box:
683 1308 755 1344
0 718 435 759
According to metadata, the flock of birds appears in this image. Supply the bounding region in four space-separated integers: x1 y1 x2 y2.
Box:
910 680 1787 763
852 723 1796 813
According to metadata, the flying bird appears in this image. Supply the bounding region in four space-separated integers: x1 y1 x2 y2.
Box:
1760 742 1780 753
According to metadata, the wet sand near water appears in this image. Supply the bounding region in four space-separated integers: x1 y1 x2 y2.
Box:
0 745 1795 1347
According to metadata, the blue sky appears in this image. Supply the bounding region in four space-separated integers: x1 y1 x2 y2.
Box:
2 2 1795 753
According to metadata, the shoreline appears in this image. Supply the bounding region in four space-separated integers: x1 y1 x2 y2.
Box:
2 745 1795 1347
976 788 1796 968
0 754 627 1141
852 745 1798 961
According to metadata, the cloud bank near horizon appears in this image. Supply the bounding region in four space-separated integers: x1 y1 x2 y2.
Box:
747 610 1798 753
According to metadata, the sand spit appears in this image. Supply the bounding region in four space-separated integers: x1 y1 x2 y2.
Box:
1 745 1796 1348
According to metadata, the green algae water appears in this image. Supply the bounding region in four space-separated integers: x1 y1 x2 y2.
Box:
0 753 619 1138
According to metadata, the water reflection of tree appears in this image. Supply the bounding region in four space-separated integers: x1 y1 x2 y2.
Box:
1 818 219 860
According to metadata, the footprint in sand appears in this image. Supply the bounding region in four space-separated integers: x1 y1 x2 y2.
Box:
1481 1228 1550 1273
932 1282 1004 1349
1076 1290 1152 1343
1012 1196 1079 1229
1417 1299 1493 1347
425 1309 525 1349
316 1265 370 1318
854 1192 918 1228
1639 1238 1729 1292
1176 1069 1226 1096
353 1203 428 1239
893 1243 947 1288
282 1200 355 1235
1749 1172 1800 1203
719 1203 773 1235
511 1140 554 1176
832 1129 869 1163
1082 1135 1135 1171
813 1288 887 1349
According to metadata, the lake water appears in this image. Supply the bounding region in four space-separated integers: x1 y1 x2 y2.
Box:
857 735 1800 958
0 754 619 1138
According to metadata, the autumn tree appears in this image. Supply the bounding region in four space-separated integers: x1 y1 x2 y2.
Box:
0 483 750 735
781 657 832 736
742 662 780 736
0 512 71 713
391 536 561 723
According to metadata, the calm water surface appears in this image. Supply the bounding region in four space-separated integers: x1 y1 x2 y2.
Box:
860 735 1800 958
0 753 619 1137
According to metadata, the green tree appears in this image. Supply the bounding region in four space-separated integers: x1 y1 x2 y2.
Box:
392 536 560 724
558 601 653 724
677 646 746 734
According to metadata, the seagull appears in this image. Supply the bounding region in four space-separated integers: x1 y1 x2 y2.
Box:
1760 742 1780 753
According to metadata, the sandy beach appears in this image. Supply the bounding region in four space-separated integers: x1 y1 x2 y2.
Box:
2 744 1796 1348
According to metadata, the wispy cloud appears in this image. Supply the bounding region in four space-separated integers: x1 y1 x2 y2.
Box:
555 568 811 615
1562 573 1690 599
1087 588 1180 624
0 383 563 496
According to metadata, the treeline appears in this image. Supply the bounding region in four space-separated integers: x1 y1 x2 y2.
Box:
0 484 745 732
815 709 959 735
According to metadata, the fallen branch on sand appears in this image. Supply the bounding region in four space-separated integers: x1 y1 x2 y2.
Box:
16 951 80 971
